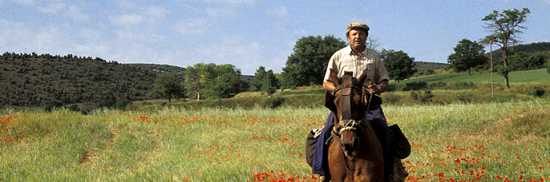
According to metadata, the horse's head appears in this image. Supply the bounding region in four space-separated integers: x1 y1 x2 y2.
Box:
332 71 374 156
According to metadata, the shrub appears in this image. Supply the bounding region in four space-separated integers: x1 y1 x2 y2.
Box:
456 92 475 103
386 83 398 92
381 93 401 104
410 90 433 103
450 82 476 89
262 96 285 109
528 87 545 97
403 81 428 91
428 82 447 89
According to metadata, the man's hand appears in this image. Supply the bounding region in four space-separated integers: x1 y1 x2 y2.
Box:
367 83 381 94
367 80 388 95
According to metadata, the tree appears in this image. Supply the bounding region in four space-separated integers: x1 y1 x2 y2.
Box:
381 49 416 83
262 70 279 95
183 63 241 100
482 8 530 88
448 39 487 75
210 64 242 98
252 66 279 95
183 65 201 100
151 72 184 102
281 36 346 87
252 66 267 91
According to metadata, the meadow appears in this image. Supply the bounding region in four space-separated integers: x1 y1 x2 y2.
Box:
1 99 549 181
2 69 550 181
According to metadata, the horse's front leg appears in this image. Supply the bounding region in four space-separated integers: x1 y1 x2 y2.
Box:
328 140 346 182
354 160 384 182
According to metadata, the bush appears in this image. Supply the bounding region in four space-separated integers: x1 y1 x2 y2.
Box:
381 93 401 104
456 92 475 103
546 61 550 74
66 103 100 114
450 82 476 89
428 82 447 89
386 83 398 92
528 87 545 97
410 90 433 103
403 81 428 91
262 96 285 109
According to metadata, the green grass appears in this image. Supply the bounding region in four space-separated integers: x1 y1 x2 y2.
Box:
1 100 550 181
405 68 550 85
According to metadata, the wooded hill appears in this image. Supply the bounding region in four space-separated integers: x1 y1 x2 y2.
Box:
484 42 550 70
0 52 183 108
2 41 548 109
414 61 448 75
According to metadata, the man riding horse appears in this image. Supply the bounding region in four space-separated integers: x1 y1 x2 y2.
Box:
309 21 404 181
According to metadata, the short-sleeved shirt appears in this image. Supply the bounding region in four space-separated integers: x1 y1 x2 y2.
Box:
323 46 389 83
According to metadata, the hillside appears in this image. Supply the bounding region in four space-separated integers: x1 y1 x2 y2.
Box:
484 42 550 69
0 52 184 108
406 68 550 85
414 61 448 74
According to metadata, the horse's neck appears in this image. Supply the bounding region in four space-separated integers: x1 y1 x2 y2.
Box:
356 123 384 158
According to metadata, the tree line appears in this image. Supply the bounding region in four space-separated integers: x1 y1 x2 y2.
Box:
2 8 549 108
0 52 180 110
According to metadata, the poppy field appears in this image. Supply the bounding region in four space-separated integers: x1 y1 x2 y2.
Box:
1 100 549 181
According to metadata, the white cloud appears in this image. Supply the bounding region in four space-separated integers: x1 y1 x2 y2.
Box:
205 7 238 17
203 0 256 6
195 38 263 74
37 1 66 14
173 19 209 35
0 20 74 55
11 0 36 6
267 6 288 18
64 5 89 22
110 14 144 26
145 6 169 20
9 0 90 23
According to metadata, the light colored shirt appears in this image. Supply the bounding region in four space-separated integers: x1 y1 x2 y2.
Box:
323 46 389 83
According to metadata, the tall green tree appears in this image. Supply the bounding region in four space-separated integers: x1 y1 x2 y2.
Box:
151 72 184 102
482 8 530 88
448 39 487 75
381 49 416 83
210 64 242 98
252 66 267 91
252 66 279 95
262 70 279 95
281 35 346 87
183 63 241 100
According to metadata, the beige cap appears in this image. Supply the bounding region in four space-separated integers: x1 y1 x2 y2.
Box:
346 21 370 33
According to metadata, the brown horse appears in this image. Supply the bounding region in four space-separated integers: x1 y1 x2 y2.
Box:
327 72 385 182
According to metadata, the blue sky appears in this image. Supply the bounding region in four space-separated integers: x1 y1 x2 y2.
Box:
1 0 549 75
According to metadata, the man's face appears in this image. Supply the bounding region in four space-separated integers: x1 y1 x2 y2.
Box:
347 29 367 48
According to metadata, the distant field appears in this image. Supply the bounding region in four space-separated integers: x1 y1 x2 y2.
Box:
1 100 549 181
406 69 550 85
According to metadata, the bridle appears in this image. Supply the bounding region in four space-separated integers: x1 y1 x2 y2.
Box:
332 72 374 158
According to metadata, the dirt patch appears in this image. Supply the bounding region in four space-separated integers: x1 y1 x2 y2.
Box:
79 150 94 164
0 114 15 125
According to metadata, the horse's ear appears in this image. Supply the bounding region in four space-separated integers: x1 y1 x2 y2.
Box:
342 72 353 88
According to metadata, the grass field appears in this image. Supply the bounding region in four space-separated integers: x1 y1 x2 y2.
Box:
1 99 549 181
406 68 550 85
